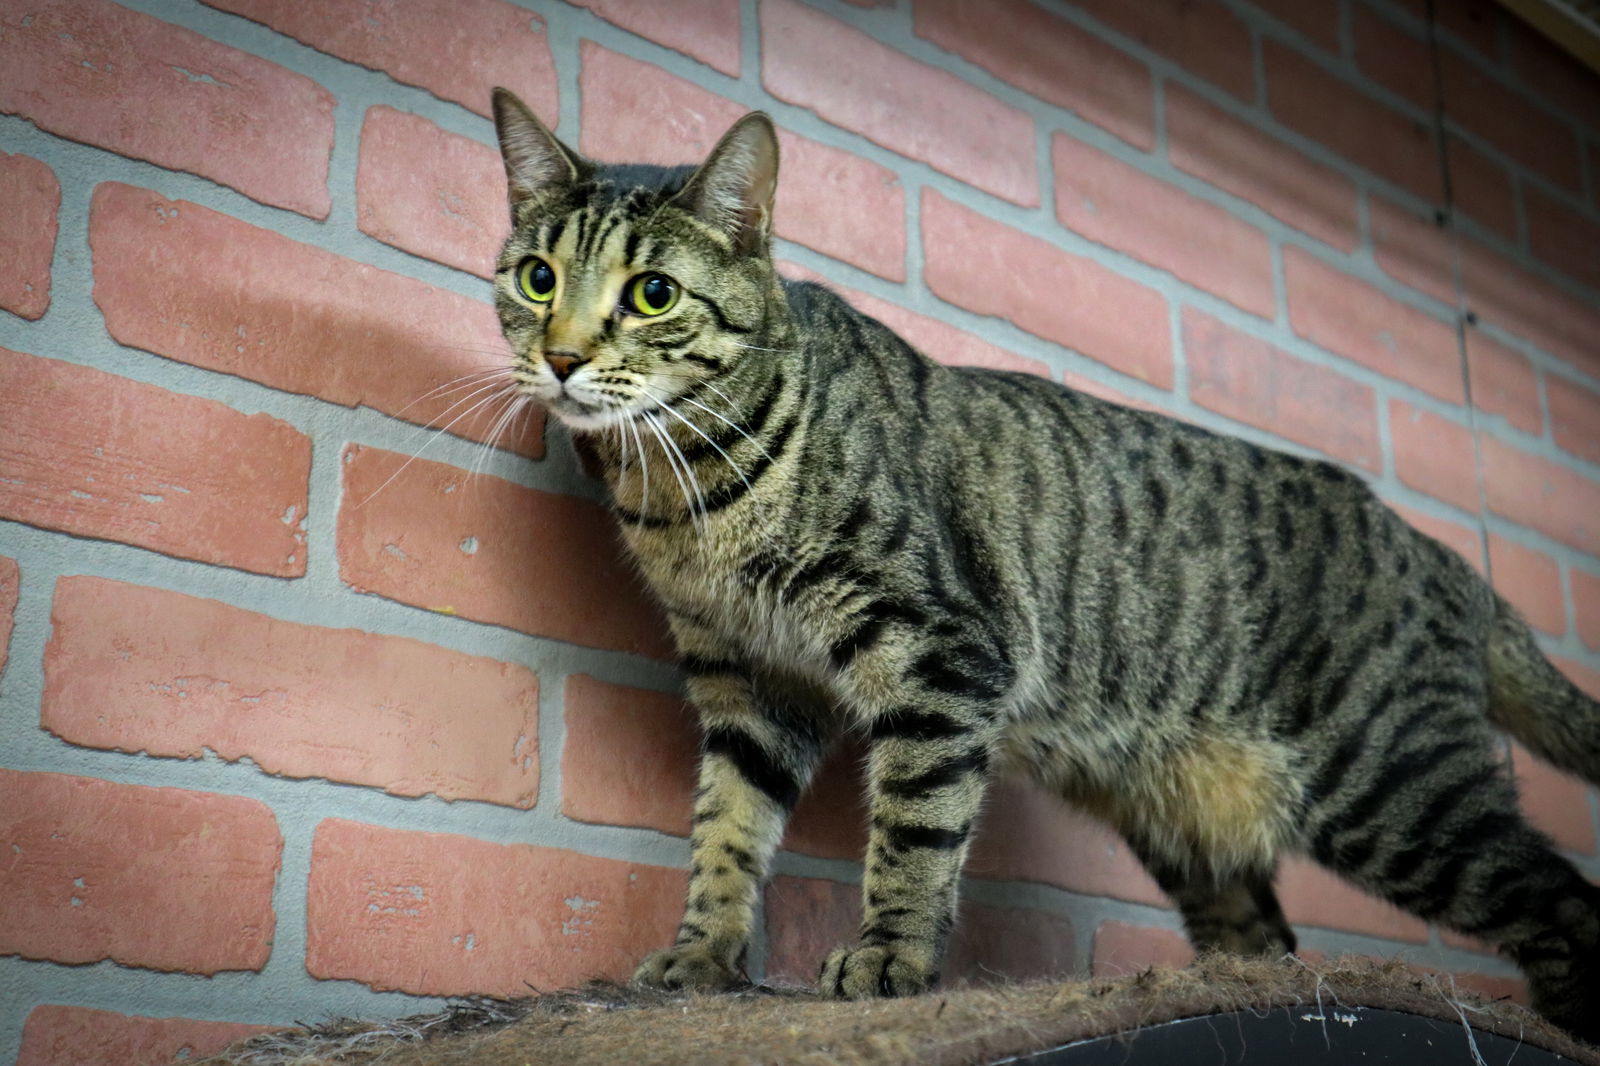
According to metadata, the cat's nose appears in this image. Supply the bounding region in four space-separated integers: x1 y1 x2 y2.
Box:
545 350 587 381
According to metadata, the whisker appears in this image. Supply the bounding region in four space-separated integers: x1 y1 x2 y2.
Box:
355 381 518 508
644 372 772 458
392 366 513 421
469 391 527 484
674 394 774 464
644 411 706 535
390 376 517 447
635 383 752 498
627 415 651 522
615 418 631 496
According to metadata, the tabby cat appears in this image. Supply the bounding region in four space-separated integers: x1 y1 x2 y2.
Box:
488 88 1600 1041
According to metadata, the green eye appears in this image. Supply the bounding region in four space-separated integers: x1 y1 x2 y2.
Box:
516 257 557 303
624 273 679 317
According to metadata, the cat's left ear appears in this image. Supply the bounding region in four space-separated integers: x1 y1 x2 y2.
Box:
491 86 589 209
671 112 779 256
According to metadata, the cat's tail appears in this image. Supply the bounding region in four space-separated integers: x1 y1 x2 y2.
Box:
1487 602 1600 785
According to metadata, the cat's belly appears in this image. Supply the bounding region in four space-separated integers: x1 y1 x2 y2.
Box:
996 718 1303 876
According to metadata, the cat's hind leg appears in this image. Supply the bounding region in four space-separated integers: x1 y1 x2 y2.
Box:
1139 857 1297 958
1305 711 1600 1043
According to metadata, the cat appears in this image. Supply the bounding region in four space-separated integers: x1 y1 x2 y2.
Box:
486 87 1600 1041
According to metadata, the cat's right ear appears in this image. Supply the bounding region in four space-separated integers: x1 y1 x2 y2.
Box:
491 87 588 208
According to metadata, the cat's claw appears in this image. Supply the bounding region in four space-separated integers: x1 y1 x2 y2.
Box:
632 945 744 992
818 944 935 999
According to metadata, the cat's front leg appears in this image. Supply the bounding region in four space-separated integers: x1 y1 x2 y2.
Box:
633 651 831 991
819 685 999 999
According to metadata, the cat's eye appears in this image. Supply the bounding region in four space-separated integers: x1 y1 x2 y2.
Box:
623 273 680 317
516 256 557 303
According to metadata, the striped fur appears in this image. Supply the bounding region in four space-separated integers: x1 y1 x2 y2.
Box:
491 92 1600 1040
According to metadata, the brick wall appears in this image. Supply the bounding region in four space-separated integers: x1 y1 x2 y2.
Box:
3 0 1599 1061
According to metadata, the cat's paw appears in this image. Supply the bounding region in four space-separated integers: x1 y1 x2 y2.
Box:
632 944 744 992
817 944 935 999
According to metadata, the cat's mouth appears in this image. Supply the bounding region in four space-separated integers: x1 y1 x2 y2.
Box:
546 388 658 433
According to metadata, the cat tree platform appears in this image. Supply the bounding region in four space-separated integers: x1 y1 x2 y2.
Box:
198 954 1598 1066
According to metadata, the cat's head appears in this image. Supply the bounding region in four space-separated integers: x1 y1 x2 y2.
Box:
490 88 780 432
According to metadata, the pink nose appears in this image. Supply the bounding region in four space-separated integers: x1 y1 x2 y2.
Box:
546 350 586 381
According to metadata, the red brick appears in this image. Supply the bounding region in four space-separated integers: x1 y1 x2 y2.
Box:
1265 41 1442 202
0 769 279 973
1183 309 1382 472
779 262 1050 378
1091 921 1193 977
1511 744 1596 854
576 0 742 74
1504 16 1600 130
357 107 507 280
763 875 1077 987
914 0 1153 151
1435 0 1502 58
782 741 870 862
306 818 683 996
1555 657 1600 701
1071 0 1253 100
1487 535 1565 636
568 0 740 75
1461 238 1600 377
338 444 671 657
1278 856 1430 942
1591 141 1600 211
581 44 906 282
1525 185 1600 294
0 347 309 577
1549 374 1600 466
1389 400 1479 512
1370 196 1456 304
762 874 858 984
1353 4 1435 110
1167 85 1359 253
18 1006 274 1066
966 782 1168 908
1443 970 1529 1007
42 576 540 807
923 190 1172 388
1572 569 1600 653
1480 434 1600 555
0 555 16 676
1466 328 1542 436
1285 248 1463 403
562 674 695 836
90 183 541 457
1439 925 1497 955
765 0 1037 206
203 0 556 121
1252 0 1342 50
1448 136 1518 240
1390 503 1485 570
1 0 333 218
0 152 58 320
1060 368 1163 412
1440 50 1582 193
1054 133 1274 317
943 900 1077 986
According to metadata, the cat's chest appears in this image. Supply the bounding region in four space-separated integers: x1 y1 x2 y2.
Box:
624 529 836 675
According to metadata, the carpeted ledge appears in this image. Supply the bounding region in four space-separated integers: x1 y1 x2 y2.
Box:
198 954 1600 1066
